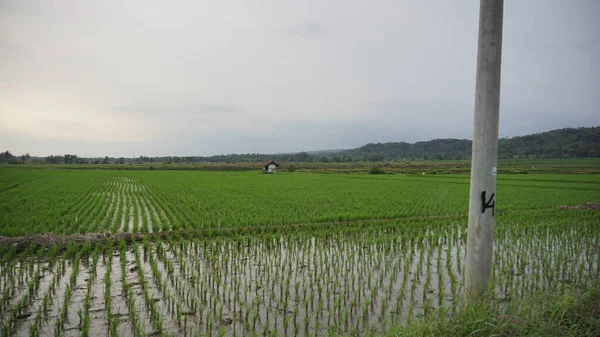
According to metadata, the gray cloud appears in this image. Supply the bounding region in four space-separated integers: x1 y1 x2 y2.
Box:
112 102 238 116
0 0 598 157
0 37 26 54
283 21 327 38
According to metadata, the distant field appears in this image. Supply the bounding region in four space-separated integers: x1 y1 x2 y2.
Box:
11 157 600 174
0 169 598 236
0 167 598 336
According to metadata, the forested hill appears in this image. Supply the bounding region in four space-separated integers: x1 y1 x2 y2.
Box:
332 126 600 161
1 127 598 164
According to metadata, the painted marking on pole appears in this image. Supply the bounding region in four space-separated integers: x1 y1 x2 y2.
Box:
491 167 497 176
481 191 495 216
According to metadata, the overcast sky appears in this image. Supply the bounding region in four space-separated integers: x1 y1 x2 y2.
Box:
1 0 598 157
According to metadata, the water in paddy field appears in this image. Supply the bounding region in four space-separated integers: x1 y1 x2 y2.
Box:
0 223 598 337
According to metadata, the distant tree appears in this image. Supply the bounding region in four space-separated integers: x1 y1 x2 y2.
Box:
369 166 386 174
0 151 18 164
45 155 64 164
292 152 313 162
64 154 79 164
101 156 110 164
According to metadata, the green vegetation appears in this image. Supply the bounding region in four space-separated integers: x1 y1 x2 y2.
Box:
1 126 598 165
0 169 598 236
337 126 600 162
0 165 598 336
368 166 386 174
386 284 600 336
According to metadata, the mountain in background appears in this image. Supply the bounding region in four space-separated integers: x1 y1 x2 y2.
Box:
333 126 600 162
1 126 599 164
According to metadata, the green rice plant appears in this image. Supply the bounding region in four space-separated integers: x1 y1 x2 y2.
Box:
54 252 81 334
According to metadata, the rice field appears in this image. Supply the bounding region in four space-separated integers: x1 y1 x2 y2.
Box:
0 169 599 336
0 170 598 236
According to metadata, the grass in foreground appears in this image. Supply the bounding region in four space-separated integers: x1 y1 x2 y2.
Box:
383 283 600 337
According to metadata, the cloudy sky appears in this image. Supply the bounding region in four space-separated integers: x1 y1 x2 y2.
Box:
1 0 598 157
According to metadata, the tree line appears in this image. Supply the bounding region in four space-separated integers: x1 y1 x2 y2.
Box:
1 126 598 165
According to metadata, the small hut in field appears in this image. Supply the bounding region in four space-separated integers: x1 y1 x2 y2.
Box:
262 160 279 174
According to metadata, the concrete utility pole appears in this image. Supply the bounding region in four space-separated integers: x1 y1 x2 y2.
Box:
465 0 504 300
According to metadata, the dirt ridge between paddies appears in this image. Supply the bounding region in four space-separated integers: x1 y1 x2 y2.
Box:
1 203 597 252
557 202 600 210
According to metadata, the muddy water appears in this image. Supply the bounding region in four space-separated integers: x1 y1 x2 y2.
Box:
1 224 598 337
109 249 133 337
86 256 108 337
10 260 54 337
60 259 88 337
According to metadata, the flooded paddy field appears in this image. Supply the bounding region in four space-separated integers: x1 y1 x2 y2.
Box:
1 215 598 337
1 169 599 336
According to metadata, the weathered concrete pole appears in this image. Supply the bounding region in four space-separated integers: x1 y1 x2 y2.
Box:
465 0 504 300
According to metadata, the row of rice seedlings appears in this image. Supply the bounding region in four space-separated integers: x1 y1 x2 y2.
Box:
5 170 596 236
32 178 109 235
100 187 127 233
27 252 68 336
160 236 225 335
142 236 221 335
79 245 103 337
110 176 145 193
53 251 81 335
76 189 113 234
0 246 34 313
103 241 119 336
101 179 129 229
109 190 125 233
36 251 74 336
1 245 97 336
142 172 472 228
0 257 45 336
160 238 216 335
118 239 146 336
144 238 196 333
147 217 596 337
186 236 257 336
132 192 143 233
75 176 145 234
129 180 147 193
490 216 599 308
152 227 451 336
145 189 180 231
132 240 166 334
90 192 119 233
153 189 194 230
137 194 155 234
54 184 105 234
145 192 173 232
71 192 106 233
104 183 130 233
140 193 167 232
0 211 596 336
62 177 121 234
0 245 43 319
124 189 135 233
